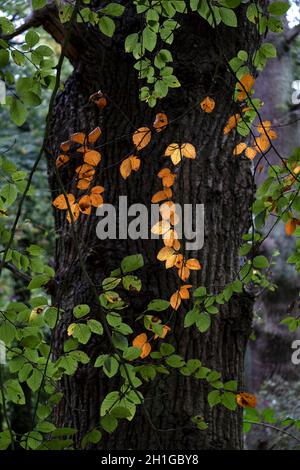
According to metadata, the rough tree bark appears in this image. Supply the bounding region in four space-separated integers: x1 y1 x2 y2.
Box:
41 2 261 450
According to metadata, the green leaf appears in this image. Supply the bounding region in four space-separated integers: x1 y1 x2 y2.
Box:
122 275 142 292
222 391 237 411
101 415 118 433
32 0 47 9
28 274 50 290
72 323 91 344
43 307 58 329
87 319 103 335
268 1 290 16
73 304 90 319
219 7 237 27
5 379 25 404
208 390 221 407
100 391 121 416
143 27 157 52
0 321 16 344
0 430 12 450
196 312 211 333
253 255 269 269
27 369 43 392
10 96 27 126
99 16 116 37
103 356 119 378
165 354 185 368
224 380 238 391
121 254 144 273
1 183 17 207
123 347 141 361
125 33 139 53
101 3 125 16
147 299 170 311
260 42 277 58
110 406 131 419
81 429 102 448
184 307 200 328
25 30 40 47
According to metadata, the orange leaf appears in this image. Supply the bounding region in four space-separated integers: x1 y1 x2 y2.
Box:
158 168 171 178
160 201 176 219
70 132 86 144
172 239 181 251
88 127 101 144
154 325 171 339
56 154 69 168
224 114 241 135
170 291 181 310
178 265 190 281
233 143 247 156
76 163 95 178
182 143 196 159
236 392 257 408
132 333 147 349
90 194 103 208
133 127 152 150
245 147 257 160
254 135 270 153
186 258 201 270
162 173 176 188
84 150 101 166
236 74 255 101
153 112 168 132
91 185 105 194
96 97 107 109
77 179 92 190
120 155 140 179
53 193 75 210
78 195 91 215
66 202 80 224
257 121 277 140
200 96 215 113
140 342 151 359
152 188 172 203
179 284 192 299
285 219 297 236
60 140 71 152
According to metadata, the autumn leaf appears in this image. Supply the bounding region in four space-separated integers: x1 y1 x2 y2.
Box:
162 172 176 188
236 392 257 408
132 127 151 150
200 96 215 113
67 323 76 336
56 154 70 168
224 114 241 134
77 179 92 190
151 220 171 235
90 193 104 207
53 193 75 210
233 143 247 156
254 135 270 153
84 150 101 166
76 163 95 179
257 120 277 140
153 113 168 132
66 202 80 224
120 155 141 179
88 126 101 144
151 188 172 203
178 265 190 281
154 325 171 339
160 201 176 220
70 132 86 144
245 147 257 160
158 168 171 178
132 333 151 359
164 143 196 165
179 284 192 299
170 291 181 310
236 74 255 101
78 195 91 215
285 219 297 236
60 140 71 152
185 258 202 270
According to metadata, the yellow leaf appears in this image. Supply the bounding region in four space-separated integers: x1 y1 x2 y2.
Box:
245 147 257 160
67 323 76 336
224 114 241 135
157 246 175 261
151 220 171 235
165 143 182 165
132 127 151 150
90 193 103 208
178 265 190 281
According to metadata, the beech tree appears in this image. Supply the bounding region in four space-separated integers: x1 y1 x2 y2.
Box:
1 0 300 452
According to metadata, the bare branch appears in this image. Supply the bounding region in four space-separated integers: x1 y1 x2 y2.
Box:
3 262 31 283
285 23 300 45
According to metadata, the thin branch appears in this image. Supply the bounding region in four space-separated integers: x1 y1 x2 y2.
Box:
3 262 31 283
244 420 300 444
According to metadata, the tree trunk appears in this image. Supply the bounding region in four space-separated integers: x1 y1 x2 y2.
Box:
45 5 259 450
